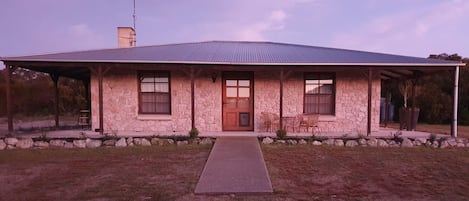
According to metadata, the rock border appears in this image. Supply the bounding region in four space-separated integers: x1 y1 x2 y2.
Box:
0 136 215 150
1 135 468 150
260 136 469 149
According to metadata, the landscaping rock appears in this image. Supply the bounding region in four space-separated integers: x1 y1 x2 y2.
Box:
334 139 344 147
456 143 465 148
5 138 18 146
73 140 86 148
7 145 15 149
151 138 163 145
276 140 286 144
103 139 117 146
262 137 274 144
166 139 175 145
298 139 307 145
368 138 378 147
440 141 449 149
424 141 432 147
0 139 7 150
126 137 134 146
323 139 335 145
447 138 458 147
401 138 414 148
377 139 389 147
115 138 127 147
133 138 151 146
141 138 151 146
49 139 66 147
312 141 322 146
33 141 49 148
16 138 34 149
64 142 74 149
415 138 427 144
176 140 189 146
345 140 358 147
86 139 102 148
358 138 367 146
199 138 213 145
431 142 439 148
287 139 298 145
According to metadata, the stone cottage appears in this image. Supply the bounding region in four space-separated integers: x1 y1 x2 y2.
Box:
1 41 463 136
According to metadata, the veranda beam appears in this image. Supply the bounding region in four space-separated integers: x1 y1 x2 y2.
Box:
50 73 60 128
452 66 460 137
5 64 13 132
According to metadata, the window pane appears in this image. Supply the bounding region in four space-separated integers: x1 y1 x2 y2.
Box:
141 77 155 83
226 87 237 97
155 77 168 82
239 88 250 97
139 71 171 114
319 84 333 94
305 84 319 94
226 80 237 86
239 80 250 87
304 73 335 115
141 83 154 92
155 83 169 92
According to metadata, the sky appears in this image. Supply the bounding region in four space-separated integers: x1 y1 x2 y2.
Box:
0 0 468 59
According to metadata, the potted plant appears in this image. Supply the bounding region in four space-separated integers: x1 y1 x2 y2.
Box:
398 80 419 130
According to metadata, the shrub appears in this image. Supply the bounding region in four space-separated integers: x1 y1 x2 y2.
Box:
276 129 287 140
429 133 437 143
188 127 199 139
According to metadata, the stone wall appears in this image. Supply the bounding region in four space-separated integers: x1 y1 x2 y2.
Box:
91 68 191 134
90 67 381 134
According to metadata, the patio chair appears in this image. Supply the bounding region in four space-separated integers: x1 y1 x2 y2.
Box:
261 112 281 132
261 112 272 132
298 114 319 134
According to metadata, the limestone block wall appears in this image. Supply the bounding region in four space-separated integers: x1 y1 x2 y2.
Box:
254 71 280 131
278 69 381 134
194 70 222 131
90 67 380 134
318 69 381 133
90 68 191 133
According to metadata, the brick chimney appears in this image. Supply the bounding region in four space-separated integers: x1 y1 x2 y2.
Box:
117 27 136 48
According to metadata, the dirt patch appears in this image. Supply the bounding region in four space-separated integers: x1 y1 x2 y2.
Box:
262 145 469 201
1 145 468 200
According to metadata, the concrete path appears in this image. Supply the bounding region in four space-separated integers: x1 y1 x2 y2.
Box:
194 137 273 194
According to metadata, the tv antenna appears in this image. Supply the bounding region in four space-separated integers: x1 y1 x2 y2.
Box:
132 0 137 45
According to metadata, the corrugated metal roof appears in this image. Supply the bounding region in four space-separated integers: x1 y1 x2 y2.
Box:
1 41 462 66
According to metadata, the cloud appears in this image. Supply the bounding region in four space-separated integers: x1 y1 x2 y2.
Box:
65 23 111 50
329 0 469 56
234 9 288 41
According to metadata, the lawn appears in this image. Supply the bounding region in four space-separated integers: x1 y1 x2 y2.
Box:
1 145 468 201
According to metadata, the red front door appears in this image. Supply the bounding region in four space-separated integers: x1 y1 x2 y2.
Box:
222 72 254 131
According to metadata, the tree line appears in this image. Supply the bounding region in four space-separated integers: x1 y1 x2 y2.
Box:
0 68 87 117
0 54 468 124
383 53 469 125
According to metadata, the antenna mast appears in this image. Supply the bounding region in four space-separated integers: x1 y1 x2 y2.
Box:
132 0 137 46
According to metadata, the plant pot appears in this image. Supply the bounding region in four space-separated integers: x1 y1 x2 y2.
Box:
399 107 420 131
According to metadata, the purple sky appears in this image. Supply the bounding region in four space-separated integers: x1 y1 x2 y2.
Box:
1 0 468 60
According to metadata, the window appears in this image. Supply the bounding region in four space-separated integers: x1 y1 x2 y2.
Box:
304 73 335 115
138 71 171 114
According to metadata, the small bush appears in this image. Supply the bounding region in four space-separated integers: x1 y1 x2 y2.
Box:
188 128 199 139
276 129 287 140
429 133 437 143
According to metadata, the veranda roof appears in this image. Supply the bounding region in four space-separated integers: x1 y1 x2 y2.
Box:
1 41 463 80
